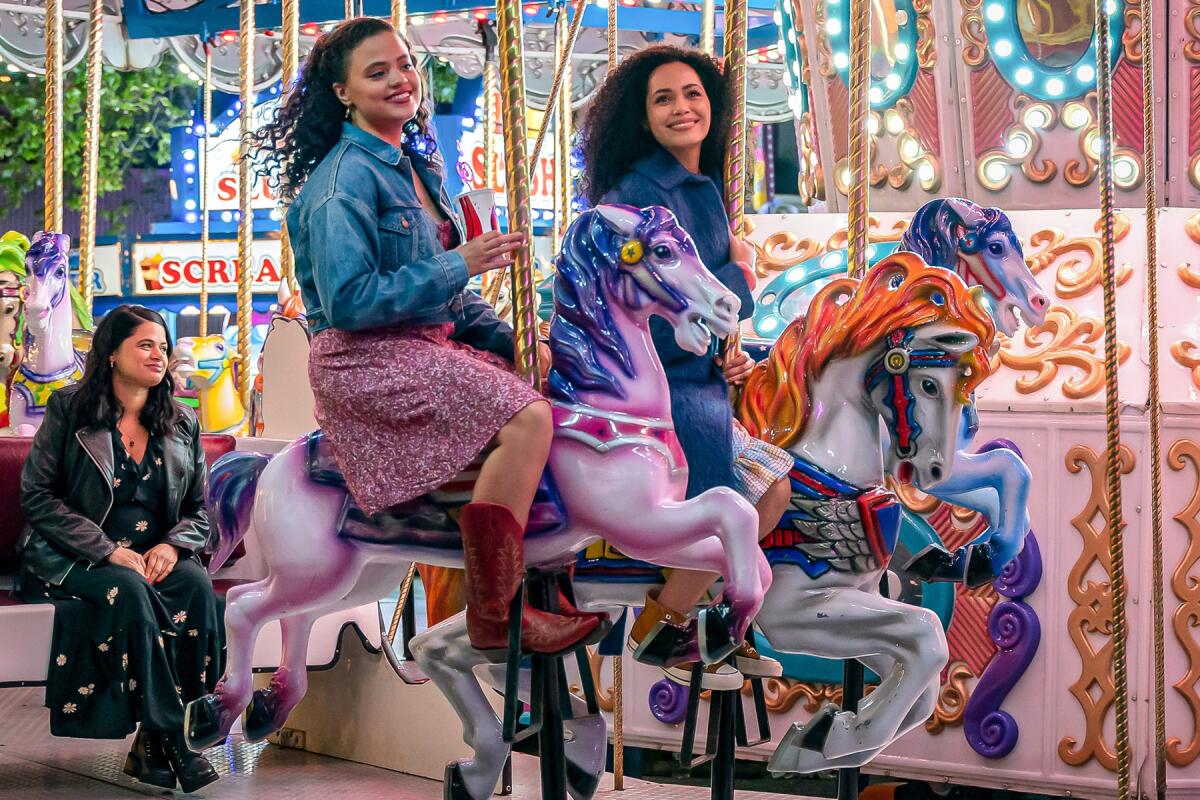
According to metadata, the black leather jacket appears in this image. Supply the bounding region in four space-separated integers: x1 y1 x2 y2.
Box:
17 385 210 586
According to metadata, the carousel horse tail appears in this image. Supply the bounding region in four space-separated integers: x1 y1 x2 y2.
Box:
205 451 272 574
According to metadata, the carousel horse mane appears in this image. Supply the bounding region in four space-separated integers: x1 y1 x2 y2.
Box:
547 205 681 402
738 252 996 449
900 198 1015 272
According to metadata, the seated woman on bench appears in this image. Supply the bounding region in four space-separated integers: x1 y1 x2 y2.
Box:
16 305 220 794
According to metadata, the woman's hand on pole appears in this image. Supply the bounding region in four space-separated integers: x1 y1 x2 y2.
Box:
716 347 755 385
456 231 526 277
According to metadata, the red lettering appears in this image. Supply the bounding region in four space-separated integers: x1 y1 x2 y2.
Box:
183 259 205 285
211 259 232 284
216 176 237 202
159 258 182 286
255 257 281 285
471 147 487 190
540 158 555 198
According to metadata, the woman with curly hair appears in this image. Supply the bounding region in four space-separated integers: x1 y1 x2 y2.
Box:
580 45 792 690
249 17 604 655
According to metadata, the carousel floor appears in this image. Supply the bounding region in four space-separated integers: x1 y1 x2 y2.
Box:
0 687 812 800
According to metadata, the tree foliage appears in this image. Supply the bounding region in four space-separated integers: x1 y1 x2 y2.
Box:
0 54 198 214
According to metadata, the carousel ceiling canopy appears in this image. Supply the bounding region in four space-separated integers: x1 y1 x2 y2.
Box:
119 0 779 41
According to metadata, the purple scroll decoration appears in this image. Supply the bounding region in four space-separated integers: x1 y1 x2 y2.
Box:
649 679 689 725
962 530 1042 759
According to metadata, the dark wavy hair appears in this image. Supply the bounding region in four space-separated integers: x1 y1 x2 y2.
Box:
247 17 439 203
580 45 731 206
73 305 181 436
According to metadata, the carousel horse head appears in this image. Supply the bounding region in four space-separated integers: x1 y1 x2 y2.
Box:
740 252 996 490
23 232 71 340
901 197 1047 336
548 203 740 402
175 334 234 391
0 232 30 372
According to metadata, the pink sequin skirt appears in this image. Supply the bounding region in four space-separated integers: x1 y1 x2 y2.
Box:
308 323 542 515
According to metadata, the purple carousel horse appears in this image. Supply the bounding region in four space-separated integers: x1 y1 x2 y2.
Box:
184 206 770 783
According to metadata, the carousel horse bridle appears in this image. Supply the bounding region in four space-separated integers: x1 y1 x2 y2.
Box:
864 327 958 461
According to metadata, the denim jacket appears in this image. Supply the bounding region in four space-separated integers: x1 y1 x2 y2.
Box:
600 147 755 498
287 123 514 359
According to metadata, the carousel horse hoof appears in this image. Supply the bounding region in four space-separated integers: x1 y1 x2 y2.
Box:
903 543 961 583
697 602 739 665
183 693 228 752
566 757 603 800
442 761 476 800
964 542 998 589
241 688 281 743
797 703 838 753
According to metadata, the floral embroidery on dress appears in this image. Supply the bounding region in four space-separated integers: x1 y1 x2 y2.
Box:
128 678 137 691
173 611 188 625
62 703 77 714
106 587 118 605
113 477 121 488
199 671 206 683
97 642 109 652
78 684 94 696
117 539 132 548
155 457 162 466
142 473 150 481
55 654 66 667
188 628 199 637
135 520 149 532
157 635 164 647
204 655 212 666
121 653 129 670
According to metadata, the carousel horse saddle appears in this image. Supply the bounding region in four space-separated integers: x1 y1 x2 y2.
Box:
304 430 568 547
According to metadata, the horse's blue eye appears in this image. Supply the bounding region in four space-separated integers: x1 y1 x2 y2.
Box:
988 242 1003 255
930 291 945 306
889 275 903 290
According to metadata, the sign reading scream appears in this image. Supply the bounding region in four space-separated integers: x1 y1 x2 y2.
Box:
132 239 284 295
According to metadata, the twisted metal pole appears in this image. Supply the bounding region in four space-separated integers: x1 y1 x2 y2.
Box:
77 0 104 313
529 0 587 170
700 0 715 55
607 0 618 71
392 0 407 36
200 43 213 337
43 0 63 233
496 0 539 387
846 0 870 277
1094 2 1132 796
1139 1 1167 795
236 0 255 410
721 0 747 360
280 0 299 295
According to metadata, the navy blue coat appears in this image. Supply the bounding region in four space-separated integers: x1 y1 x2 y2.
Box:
601 147 755 498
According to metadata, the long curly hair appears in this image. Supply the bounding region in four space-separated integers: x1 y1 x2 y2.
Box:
580 45 731 206
247 17 439 203
73 305 182 436
737 253 996 449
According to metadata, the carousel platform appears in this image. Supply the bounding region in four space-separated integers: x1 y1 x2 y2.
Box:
0 687 814 799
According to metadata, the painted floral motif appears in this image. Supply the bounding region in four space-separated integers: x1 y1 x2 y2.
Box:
62 703 77 714
173 611 188 625
55 654 66 667
135 520 149 532
78 684 94 696
97 642 109 652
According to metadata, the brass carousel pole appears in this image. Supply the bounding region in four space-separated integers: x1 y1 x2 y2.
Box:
496 0 539 386
236 0 255 411
553 7 574 251
607 0 617 68
700 0 715 55
845 0 870 277
528 0 586 168
721 0 747 357
200 42 212 337
43 0 63 233
1094 0 1132 794
280 0 299 294
77 0 103 313
392 0 407 36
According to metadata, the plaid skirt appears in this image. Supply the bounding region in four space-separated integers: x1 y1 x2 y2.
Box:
731 420 792 504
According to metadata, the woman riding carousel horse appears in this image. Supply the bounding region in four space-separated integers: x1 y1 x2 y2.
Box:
249 16 604 655
581 44 792 689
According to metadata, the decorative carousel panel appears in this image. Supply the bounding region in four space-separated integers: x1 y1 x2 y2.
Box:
784 0 964 211
1159 208 1200 414
951 0 1164 209
742 209 1152 414
1167 0 1200 206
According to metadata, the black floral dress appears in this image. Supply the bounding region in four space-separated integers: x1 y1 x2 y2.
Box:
19 429 223 738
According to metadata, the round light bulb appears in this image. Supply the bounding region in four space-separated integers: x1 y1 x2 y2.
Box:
985 3 1005 21
1015 67 1033 85
994 39 1012 57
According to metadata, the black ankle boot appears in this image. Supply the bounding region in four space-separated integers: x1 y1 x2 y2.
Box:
123 726 175 790
160 730 220 793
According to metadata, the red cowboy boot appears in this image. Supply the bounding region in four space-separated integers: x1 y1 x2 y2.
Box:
460 502 605 655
